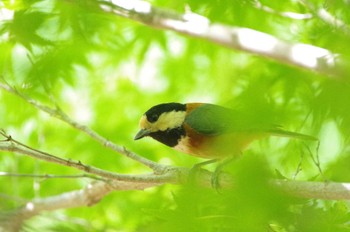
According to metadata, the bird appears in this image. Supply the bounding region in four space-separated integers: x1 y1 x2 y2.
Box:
134 102 317 186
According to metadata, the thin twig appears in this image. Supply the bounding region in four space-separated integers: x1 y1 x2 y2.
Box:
0 172 107 181
0 82 164 172
304 141 324 178
0 131 176 184
293 149 304 180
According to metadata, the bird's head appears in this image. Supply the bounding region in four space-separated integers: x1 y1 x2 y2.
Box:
134 103 187 143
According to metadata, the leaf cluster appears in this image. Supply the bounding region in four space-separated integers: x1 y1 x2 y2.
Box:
1 0 350 231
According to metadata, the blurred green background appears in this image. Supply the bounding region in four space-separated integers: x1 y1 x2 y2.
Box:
1 0 350 231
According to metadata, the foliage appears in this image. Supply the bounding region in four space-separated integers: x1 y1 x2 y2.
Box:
1 0 350 231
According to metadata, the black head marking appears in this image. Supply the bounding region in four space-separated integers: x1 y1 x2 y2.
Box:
145 103 186 123
149 127 186 147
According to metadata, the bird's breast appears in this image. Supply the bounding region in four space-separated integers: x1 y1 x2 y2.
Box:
173 123 266 159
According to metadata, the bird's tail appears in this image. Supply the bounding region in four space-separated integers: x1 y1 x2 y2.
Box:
267 129 318 141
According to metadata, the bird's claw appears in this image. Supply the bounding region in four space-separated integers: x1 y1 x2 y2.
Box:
187 159 218 186
211 168 223 192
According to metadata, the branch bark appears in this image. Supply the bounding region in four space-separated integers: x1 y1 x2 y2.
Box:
99 0 349 79
1 160 350 231
0 181 157 232
0 132 176 184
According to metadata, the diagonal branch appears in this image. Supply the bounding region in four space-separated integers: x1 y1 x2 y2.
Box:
300 0 350 36
99 0 349 79
0 82 165 173
0 131 176 183
253 0 313 20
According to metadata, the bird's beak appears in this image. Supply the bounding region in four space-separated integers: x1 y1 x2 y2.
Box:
134 129 151 140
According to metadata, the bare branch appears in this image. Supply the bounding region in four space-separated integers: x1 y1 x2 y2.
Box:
0 172 106 181
253 0 313 20
100 0 349 79
0 181 115 232
0 179 167 231
0 82 164 173
0 131 176 184
300 0 350 36
273 180 350 200
2 175 350 231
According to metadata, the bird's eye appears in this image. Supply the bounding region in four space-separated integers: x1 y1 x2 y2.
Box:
148 114 159 123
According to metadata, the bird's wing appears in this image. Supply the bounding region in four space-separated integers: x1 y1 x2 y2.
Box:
185 104 242 135
185 103 318 140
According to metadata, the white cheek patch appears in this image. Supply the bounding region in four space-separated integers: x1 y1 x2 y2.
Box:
173 136 191 154
155 111 186 131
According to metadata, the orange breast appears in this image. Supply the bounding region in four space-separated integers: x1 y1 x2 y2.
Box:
174 123 266 159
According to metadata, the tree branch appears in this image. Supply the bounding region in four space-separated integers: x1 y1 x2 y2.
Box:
2 131 350 231
1 131 350 201
300 0 350 36
273 180 350 200
1 170 350 231
0 172 106 181
99 0 348 79
0 82 166 173
0 131 176 183
253 0 313 20
0 181 156 232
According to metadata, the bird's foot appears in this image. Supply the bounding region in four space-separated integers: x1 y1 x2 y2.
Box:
188 159 218 186
211 156 236 191
211 168 222 191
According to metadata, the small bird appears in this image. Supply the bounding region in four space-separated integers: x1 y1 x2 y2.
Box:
135 102 316 157
134 103 317 185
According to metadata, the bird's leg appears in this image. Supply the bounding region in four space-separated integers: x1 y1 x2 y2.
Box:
188 159 218 185
211 156 236 190
193 159 218 169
